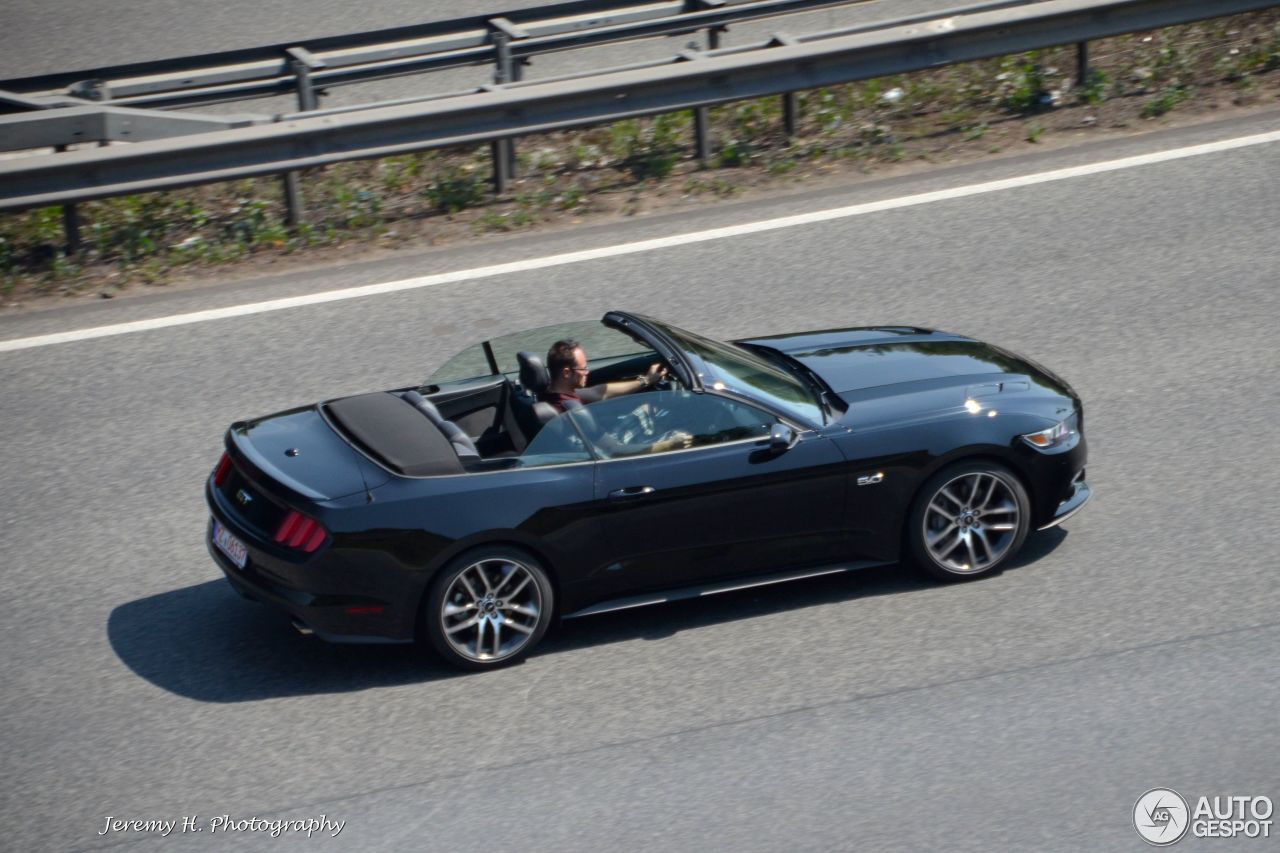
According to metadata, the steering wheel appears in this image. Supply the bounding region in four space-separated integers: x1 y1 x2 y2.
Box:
648 364 677 392
606 399 658 444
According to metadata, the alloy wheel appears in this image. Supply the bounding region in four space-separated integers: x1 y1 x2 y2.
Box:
439 558 543 663
922 471 1021 574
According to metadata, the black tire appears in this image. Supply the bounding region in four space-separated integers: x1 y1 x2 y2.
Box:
423 545 554 671
906 460 1031 581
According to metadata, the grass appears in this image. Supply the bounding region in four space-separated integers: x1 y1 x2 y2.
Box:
1079 69 1112 106
1142 86 1190 117
423 164 488 213
2 12 1278 299
609 112 688 180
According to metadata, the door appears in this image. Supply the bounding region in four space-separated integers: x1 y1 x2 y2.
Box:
571 390 848 596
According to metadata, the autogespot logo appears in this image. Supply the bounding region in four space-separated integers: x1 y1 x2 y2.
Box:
1135 788 1190 846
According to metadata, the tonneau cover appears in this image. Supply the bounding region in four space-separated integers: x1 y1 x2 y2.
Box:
325 392 463 476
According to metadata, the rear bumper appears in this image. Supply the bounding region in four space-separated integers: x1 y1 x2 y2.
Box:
207 522 412 640
1037 472 1092 530
208 532 411 644
206 480 417 644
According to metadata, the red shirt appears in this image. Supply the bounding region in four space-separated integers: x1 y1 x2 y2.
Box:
539 391 583 413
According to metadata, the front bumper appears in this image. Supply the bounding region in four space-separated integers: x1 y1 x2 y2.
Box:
1037 471 1092 530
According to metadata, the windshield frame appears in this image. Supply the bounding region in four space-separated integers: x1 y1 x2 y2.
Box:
629 314 829 428
427 318 656 386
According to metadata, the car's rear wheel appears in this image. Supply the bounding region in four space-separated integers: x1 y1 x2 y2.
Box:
424 546 554 670
907 461 1030 581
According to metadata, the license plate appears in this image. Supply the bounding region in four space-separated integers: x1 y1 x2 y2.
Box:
212 519 249 569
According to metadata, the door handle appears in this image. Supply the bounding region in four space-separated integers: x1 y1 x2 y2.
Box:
608 485 656 499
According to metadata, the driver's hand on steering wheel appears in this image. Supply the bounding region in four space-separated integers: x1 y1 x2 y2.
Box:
643 363 668 389
656 430 693 453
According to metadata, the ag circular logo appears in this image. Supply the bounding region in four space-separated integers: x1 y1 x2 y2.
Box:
1135 788 1190 845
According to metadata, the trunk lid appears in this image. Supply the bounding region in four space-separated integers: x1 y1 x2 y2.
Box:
226 405 389 503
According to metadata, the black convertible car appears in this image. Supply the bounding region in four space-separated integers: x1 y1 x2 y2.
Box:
206 312 1089 669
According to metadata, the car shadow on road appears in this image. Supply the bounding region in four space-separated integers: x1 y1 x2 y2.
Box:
108 528 1066 702
545 527 1067 651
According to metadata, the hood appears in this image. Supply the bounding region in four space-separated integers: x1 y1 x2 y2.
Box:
743 328 1071 398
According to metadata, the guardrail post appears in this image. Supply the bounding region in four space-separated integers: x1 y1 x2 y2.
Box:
769 34 800 139
694 107 711 166
490 31 512 195
507 57 527 179
1076 41 1090 88
52 144 82 254
490 141 510 195
281 174 304 228
488 19 529 194
291 55 321 112
693 24 726 167
62 203 82 254
281 47 324 228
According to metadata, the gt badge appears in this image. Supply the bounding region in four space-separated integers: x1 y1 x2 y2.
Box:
857 473 885 486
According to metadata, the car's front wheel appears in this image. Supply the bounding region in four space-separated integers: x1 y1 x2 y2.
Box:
423 546 554 670
906 461 1030 581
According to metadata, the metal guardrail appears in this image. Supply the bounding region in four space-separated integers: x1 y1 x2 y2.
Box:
2 0 940 227
0 0 663 105
0 0 914 110
0 0 1274 224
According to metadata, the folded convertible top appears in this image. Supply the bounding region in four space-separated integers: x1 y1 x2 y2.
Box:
324 392 464 476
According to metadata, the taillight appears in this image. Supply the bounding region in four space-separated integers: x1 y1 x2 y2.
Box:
213 452 233 487
274 510 328 554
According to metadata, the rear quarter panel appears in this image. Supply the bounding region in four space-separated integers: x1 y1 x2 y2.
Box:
322 463 613 616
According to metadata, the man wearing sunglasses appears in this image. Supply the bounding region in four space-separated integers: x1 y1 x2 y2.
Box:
540 339 692 455
541 339 668 413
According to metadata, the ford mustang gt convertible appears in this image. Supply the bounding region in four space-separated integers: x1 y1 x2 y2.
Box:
206 312 1090 669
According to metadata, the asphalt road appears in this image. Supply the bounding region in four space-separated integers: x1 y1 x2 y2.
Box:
0 0 1007 115
1 111 1278 852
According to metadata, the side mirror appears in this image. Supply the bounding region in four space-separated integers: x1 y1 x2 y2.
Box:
768 423 797 454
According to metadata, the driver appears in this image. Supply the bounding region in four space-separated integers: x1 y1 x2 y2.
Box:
541 339 692 454
542 339 665 411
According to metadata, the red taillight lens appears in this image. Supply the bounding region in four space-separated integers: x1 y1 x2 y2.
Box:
273 510 328 554
213 452 233 487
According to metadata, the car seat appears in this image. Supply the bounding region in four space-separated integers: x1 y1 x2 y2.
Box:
401 390 480 460
511 352 561 441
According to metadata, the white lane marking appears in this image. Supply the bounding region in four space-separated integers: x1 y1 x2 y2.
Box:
2 128 1278 354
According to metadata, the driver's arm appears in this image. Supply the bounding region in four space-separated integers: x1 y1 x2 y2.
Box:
569 396 691 457
592 427 692 457
580 363 667 403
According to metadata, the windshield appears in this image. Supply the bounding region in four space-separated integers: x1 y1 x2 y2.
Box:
429 320 651 384
653 321 825 425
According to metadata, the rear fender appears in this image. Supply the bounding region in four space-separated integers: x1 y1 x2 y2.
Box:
412 531 565 631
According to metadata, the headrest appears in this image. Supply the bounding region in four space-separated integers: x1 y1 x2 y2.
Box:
403 389 444 424
402 390 478 458
517 351 549 393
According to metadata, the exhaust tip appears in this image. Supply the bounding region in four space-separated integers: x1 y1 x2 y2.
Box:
291 619 314 636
